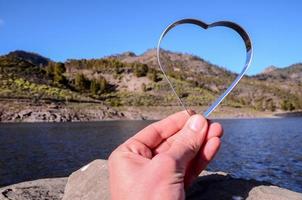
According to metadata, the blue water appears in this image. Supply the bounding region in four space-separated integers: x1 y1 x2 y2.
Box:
0 118 301 192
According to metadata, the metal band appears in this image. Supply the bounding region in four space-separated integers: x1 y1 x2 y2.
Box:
157 18 253 117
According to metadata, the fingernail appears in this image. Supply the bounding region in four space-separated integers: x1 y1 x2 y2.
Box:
189 115 206 132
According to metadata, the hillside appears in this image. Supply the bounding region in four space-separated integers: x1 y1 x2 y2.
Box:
257 64 302 83
111 49 302 111
0 49 301 121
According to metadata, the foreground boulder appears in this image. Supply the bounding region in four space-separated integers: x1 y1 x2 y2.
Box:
0 178 67 200
1 159 302 200
187 171 302 200
63 159 302 200
62 160 109 200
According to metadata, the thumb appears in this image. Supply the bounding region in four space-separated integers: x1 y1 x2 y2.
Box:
166 114 208 169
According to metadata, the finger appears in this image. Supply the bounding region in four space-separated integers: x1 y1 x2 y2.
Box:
202 137 221 162
185 137 221 186
128 110 191 149
166 114 208 168
206 122 223 140
154 121 222 155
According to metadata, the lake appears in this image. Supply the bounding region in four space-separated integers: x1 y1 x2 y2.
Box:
0 118 301 192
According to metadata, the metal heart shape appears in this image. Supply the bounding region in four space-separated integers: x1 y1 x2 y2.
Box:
157 18 253 117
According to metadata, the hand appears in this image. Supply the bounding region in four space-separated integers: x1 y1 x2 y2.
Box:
108 111 223 200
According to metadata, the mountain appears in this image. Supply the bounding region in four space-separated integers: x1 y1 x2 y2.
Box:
261 65 278 74
5 50 50 67
0 50 52 85
112 49 234 77
256 64 302 83
0 49 301 113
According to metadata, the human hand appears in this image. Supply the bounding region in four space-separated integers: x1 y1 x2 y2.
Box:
108 111 223 200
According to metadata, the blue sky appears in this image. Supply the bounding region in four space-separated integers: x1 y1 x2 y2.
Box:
0 0 301 74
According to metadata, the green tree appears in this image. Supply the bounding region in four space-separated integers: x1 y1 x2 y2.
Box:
281 99 295 111
288 102 295 111
90 76 108 95
266 100 276 112
45 62 55 76
281 99 288 110
90 79 100 95
114 61 124 74
133 63 148 77
147 69 160 82
54 62 65 75
45 62 67 85
75 73 90 91
53 63 67 85
97 76 107 94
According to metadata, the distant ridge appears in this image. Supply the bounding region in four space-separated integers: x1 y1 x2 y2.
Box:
5 50 50 67
0 49 301 112
256 63 302 83
261 65 278 74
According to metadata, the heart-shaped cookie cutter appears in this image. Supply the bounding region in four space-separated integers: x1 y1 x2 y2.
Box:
157 18 253 117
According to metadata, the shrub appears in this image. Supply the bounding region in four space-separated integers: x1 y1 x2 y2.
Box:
75 73 90 91
166 70 184 80
254 100 264 111
90 76 108 95
281 99 295 111
107 97 122 107
54 62 66 75
147 69 160 82
133 63 148 77
115 65 124 74
266 100 276 112
46 62 67 85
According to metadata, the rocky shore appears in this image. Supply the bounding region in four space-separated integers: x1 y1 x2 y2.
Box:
1 100 301 123
0 101 126 122
1 159 301 200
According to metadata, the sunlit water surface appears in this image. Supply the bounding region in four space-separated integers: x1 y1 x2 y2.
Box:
0 118 301 192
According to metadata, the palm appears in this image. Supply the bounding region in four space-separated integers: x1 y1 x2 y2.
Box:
109 111 223 200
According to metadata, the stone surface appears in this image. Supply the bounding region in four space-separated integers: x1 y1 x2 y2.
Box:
247 186 302 200
62 159 109 200
0 101 126 122
62 159 302 200
186 172 302 200
1 159 302 200
0 178 67 200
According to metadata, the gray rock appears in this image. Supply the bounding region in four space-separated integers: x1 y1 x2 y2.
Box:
18 109 32 119
63 160 109 200
0 178 67 200
187 172 302 200
0 103 126 122
247 186 302 200
62 160 302 200
1 160 302 200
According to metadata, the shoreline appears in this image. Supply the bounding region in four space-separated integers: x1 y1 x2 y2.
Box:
1 101 301 123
